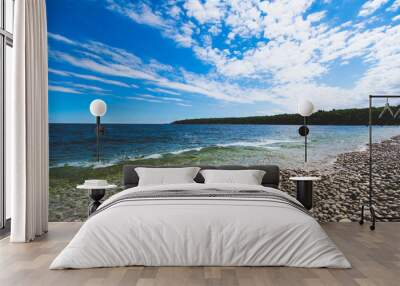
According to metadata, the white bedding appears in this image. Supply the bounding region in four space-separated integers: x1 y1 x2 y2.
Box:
50 183 351 269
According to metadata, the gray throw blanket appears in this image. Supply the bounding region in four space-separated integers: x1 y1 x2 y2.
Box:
91 189 310 217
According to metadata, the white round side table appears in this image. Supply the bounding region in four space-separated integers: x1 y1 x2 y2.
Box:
77 183 117 215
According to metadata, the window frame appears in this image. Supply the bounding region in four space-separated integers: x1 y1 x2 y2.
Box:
0 0 13 230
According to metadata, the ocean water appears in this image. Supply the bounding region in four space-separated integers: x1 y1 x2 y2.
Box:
50 124 400 169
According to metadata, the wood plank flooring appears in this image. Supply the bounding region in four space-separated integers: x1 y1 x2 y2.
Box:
0 222 399 286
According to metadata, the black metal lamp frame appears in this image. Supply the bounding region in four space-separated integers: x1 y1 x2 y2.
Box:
95 116 105 162
298 117 310 163
359 94 400 230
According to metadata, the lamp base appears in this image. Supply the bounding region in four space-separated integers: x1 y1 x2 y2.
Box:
296 180 313 210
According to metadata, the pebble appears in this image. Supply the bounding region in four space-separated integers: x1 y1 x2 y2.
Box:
280 135 400 222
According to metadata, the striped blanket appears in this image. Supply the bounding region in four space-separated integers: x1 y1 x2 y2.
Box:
92 188 310 217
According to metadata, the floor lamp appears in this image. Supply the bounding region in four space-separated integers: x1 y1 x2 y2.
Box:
298 100 314 163
90 99 107 162
291 100 317 210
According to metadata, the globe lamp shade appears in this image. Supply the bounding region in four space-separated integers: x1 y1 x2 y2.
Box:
90 99 107 117
298 100 314 117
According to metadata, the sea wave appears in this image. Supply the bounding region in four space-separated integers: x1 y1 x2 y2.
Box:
169 147 205 155
216 139 299 148
51 159 122 169
50 141 291 169
143 153 163 159
356 144 368 152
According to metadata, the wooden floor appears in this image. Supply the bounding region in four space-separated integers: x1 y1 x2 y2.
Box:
0 222 399 286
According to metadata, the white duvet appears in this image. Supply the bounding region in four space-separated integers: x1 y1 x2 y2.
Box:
50 183 351 269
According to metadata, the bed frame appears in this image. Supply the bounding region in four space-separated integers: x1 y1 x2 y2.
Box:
122 165 280 189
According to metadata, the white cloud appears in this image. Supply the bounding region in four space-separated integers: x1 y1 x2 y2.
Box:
49 68 130 87
49 34 250 103
224 0 264 38
50 0 400 115
138 94 160 99
393 14 400 21
48 68 70 76
49 85 82 94
184 0 224 24
148 59 174 72
106 0 195 48
162 97 184 102
103 0 399 96
307 11 326 22
169 5 182 18
358 0 389 17
48 32 78 45
129 96 163 103
147 87 181 96
387 0 400 11
130 83 139 88
70 83 109 93
133 94 188 105
177 103 192 107
256 108 289 116
49 33 158 80
155 77 248 103
51 50 158 81
107 1 167 28
49 80 111 95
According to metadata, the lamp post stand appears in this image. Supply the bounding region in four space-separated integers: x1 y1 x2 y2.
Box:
90 99 107 163
298 117 310 164
297 99 314 165
96 116 100 162
304 116 307 163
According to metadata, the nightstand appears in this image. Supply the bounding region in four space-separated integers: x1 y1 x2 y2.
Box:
289 176 320 210
77 180 117 215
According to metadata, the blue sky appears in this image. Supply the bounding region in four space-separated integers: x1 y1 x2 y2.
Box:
47 0 400 123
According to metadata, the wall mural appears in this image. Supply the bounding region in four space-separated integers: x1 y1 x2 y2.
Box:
47 0 400 222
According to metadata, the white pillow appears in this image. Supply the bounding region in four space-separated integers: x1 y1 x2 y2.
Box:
200 169 266 185
135 167 200 186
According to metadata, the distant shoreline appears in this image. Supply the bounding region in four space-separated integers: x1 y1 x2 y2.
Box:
49 122 372 126
172 106 400 125
49 122 370 125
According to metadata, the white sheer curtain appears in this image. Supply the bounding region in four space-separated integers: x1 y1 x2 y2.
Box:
8 0 49 242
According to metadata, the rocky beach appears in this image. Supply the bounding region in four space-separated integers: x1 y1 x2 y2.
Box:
49 135 400 223
280 135 400 222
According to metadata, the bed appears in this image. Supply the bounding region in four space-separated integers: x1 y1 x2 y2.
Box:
50 165 350 269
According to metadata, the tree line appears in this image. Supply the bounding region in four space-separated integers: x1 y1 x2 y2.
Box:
172 106 400 125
